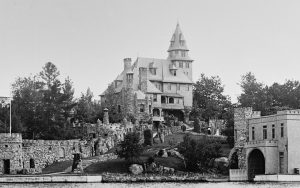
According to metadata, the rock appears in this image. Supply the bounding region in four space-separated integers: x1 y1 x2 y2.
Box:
146 162 157 173
129 164 144 175
168 149 184 160
157 149 168 158
213 157 229 172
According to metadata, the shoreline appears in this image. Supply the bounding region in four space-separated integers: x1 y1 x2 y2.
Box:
0 173 229 183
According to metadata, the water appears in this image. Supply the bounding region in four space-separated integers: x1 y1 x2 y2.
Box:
1 182 300 188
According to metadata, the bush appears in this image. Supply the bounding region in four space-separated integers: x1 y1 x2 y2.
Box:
193 118 201 133
178 134 222 172
143 129 153 146
116 132 144 164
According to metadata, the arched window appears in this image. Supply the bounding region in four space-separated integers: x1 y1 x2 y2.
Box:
58 147 65 158
169 98 174 104
30 159 35 168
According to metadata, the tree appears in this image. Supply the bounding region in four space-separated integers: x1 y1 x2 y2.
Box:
192 74 232 121
193 118 201 133
11 62 76 139
116 132 144 163
75 88 101 123
178 134 222 172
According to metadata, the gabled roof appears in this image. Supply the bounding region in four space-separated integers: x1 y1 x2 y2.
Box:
147 80 162 94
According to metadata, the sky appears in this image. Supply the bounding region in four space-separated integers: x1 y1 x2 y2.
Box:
1 0 300 103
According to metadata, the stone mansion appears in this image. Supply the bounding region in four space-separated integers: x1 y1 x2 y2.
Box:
100 23 193 125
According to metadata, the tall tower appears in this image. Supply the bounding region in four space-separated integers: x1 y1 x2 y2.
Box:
167 23 193 81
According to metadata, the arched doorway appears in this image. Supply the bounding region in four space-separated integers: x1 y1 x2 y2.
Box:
248 149 265 180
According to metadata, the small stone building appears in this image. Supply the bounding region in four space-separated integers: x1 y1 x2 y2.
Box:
230 107 300 180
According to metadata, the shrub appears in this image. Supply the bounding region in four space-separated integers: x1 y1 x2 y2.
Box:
144 129 153 146
178 134 222 172
116 132 144 164
193 118 201 133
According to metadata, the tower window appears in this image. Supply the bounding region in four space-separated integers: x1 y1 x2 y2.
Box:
185 62 189 68
181 51 186 57
179 62 183 68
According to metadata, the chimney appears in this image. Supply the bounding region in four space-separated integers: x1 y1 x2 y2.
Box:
123 58 132 71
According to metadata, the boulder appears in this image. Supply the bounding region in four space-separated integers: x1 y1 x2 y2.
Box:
129 164 144 175
157 149 168 158
213 157 229 172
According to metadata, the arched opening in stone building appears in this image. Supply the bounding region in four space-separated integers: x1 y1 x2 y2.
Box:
229 151 239 169
3 159 10 174
30 158 35 168
59 147 65 158
248 149 265 180
153 108 160 117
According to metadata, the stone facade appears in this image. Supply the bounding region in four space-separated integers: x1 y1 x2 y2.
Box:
100 23 193 124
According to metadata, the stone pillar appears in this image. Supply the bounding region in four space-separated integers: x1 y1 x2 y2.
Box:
103 108 109 125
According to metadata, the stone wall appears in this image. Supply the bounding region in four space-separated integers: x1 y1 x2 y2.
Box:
22 139 93 174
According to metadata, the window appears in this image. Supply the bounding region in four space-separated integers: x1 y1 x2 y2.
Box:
169 98 174 104
168 83 171 90
179 62 183 68
272 124 275 139
263 126 267 139
281 123 284 137
176 98 180 104
252 127 255 140
30 159 35 168
153 94 157 102
177 84 180 91
185 62 189 68
139 104 145 112
150 68 156 75
161 96 166 104
118 105 121 113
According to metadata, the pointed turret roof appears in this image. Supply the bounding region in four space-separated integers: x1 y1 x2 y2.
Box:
168 23 189 52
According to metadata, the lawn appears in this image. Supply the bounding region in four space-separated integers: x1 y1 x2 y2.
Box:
41 131 232 174
42 160 73 174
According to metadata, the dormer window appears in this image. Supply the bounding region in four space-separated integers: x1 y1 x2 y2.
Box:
149 68 157 75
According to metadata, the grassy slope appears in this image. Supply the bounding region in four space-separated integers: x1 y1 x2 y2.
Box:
41 131 232 174
41 160 73 174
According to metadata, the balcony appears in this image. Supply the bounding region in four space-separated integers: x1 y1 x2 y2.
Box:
245 140 278 148
152 116 164 122
161 103 184 110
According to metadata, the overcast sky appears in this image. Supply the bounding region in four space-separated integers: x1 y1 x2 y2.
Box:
1 0 300 102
